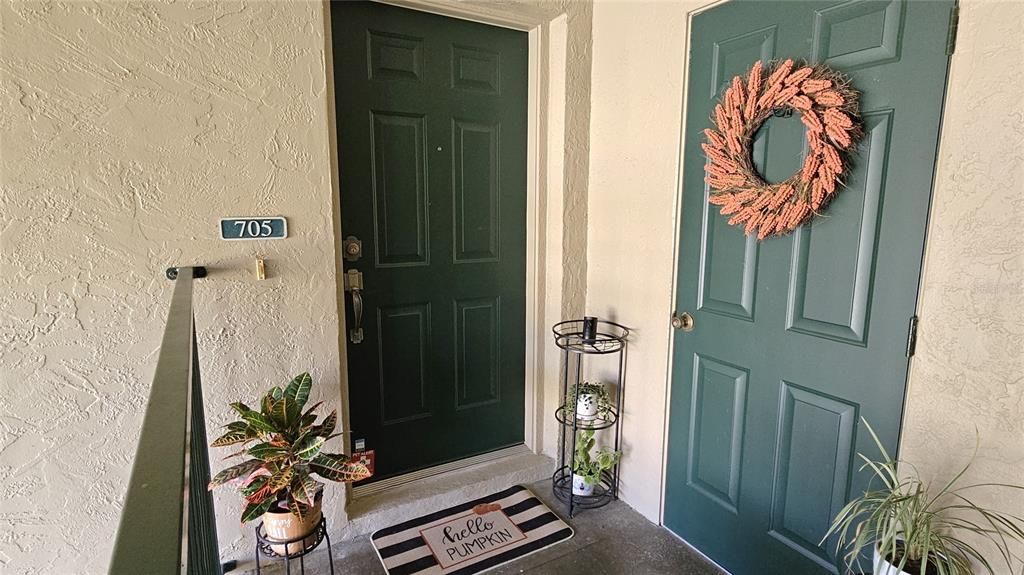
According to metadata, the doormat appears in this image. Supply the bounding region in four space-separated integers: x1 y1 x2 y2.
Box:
371 485 573 575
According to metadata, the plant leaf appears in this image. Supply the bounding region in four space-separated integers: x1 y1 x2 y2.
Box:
302 401 323 420
316 410 337 438
248 442 289 461
209 459 263 489
230 402 254 417
267 466 294 493
310 453 371 482
267 396 298 430
285 373 313 409
241 498 275 524
211 428 258 448
295 435 326 461
288 496 307 521
242 410 276 433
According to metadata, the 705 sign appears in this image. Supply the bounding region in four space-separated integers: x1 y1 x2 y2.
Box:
219 217 288 240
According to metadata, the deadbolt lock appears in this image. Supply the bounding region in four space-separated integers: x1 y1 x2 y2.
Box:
672 311 695 332
343 235 363 262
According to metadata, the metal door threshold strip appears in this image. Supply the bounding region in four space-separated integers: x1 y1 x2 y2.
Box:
352 445 532 499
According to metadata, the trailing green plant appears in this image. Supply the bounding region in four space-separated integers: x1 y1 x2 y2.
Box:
572 429 621 487
822 418 1024 575
564 381 612 418
208 373 371 523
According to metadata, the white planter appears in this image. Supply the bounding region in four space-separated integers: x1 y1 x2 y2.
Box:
572 473 595 496
873 546 916 575
576 393 599 420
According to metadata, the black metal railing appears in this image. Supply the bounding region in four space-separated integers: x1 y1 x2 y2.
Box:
110 266 221 575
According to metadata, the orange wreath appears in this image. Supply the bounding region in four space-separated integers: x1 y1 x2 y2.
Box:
703 59 863 239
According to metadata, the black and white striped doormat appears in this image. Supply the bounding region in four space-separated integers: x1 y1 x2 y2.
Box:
370 485 573 574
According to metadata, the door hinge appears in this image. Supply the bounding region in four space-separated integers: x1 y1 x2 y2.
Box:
946 4 959 55
906 315 920 357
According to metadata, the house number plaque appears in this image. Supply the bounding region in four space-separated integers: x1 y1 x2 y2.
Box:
219 217 288 240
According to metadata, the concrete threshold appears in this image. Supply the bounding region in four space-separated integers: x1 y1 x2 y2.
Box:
337 452 556 539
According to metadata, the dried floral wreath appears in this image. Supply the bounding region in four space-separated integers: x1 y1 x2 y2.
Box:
703 59 863 239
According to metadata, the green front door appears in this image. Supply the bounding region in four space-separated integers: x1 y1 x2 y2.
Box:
665 1 953 573
331 2 528 482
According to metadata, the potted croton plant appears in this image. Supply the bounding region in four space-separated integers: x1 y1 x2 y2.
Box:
208 373 371 555
823 419 1024 575
571 429 621 496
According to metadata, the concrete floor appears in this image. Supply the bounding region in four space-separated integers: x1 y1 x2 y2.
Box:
237 480 725 575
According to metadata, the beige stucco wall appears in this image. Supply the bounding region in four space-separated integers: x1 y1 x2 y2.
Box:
585 0 694 522
586 0 1024 552
0 1 347 571
899 0 1024 567
0 0 592 572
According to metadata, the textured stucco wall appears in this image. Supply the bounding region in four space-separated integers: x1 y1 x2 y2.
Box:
0 0 592 572
0 1 344 571
585 0 1024 549
900 1 1024 569
585 0 693 523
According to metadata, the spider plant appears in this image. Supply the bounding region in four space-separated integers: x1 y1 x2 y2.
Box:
822 418 1024 575
207 373 371 523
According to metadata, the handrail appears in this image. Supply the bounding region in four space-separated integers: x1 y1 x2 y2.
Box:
110 266 220 575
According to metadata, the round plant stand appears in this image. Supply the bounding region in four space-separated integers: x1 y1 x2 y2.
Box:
254 516 334 575
551 318 629 518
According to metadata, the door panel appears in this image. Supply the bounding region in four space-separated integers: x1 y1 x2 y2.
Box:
665 1 953 573
332 1 528 481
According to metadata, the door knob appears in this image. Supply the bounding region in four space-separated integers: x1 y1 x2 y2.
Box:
671 311 694 332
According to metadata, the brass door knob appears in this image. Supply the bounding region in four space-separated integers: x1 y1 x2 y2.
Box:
672 311 694 332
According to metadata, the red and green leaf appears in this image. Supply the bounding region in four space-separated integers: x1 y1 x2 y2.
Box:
310 453 371 482
247 442 289 461
315 410 337 438
287 497 309 521
211 427 258 447
209 459 263 489
266 466 294 493
241 498 275 523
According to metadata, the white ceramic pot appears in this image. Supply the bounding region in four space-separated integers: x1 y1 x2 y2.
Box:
873 545 913 575
576 393 599 420
262 498 322 556
572 473 595 496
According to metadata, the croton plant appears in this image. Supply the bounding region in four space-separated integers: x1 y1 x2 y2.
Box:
208 373 371 523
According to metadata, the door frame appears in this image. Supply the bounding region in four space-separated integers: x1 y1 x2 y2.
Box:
323 0 573 495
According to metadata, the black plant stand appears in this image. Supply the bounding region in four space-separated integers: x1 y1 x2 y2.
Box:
255 516 334 575
551 318 629 518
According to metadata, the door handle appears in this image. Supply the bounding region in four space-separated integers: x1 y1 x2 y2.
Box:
671 311 695 332
345 269 364 344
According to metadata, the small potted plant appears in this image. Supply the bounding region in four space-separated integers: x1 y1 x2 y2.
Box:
823 419 1024 575
571 429 621 496
566 381 611 421
208 373 371 555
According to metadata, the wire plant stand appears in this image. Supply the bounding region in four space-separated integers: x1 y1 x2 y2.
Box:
551 318 629 518
255 516 334 575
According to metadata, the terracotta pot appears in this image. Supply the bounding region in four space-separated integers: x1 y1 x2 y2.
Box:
262 498 322 556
